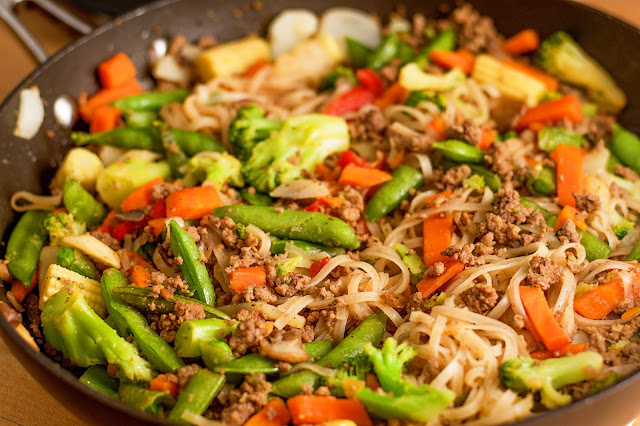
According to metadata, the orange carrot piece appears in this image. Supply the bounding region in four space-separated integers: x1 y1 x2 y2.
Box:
429 117 447 139
515 95 582 131
530 343 588 360
622 306 640 321
10 273 37 303
287 395 372 426
130 264 151 287
165 186 223 220
553 205 587 232
149 374 178 398
416 259 465 297
389 150 406 169
423 189 453 207
374 82 408 109
422 215 454 267
574 276 626 320
147 218 167 237
120 177 165 212
89 105 121 134
125 251 153 271
501 58 559 91
243 59 270 77
245 397 291 426
229 266 267 292
97 52 137 89
98 210 117 234
338 163 392 188
79 79 143 123
478 129 497 150
429 49 476 75
502 29 540 56
322 197 344 208
520 285 570 351
553 144 584 207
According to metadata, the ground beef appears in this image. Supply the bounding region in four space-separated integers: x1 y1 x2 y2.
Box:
379 58 403 85
524 256 561 290
150 271 190 300
558 220 581 244
443 243 486 266
582 317 640 366
348 107 388 142
147 301 206 343
219 374 271 426
237 284 278 304
387 122 435 153
161 364 202 393
493 188 528 224
573 115 614 143
459 281 499 315
486 142 514 188
425 261 446 277
445 119 483 146
574 193 601 213
90 230 120 251
150 181 184 201
434 165 472 190
613 164 640 182
228 310 268 356
450 4 503 55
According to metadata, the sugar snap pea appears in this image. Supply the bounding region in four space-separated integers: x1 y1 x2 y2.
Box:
367 34 400 70
345 37 373 68
433 140 486 164
63 177 106 227
79 365 119 399
158 123 188 178
174 318 238 358
57 247 99 280
102 268 184 373
119 384 170 416
240 188 273 206
213 205 360 249
202 341 235 369
123 110 157 128
169 220 216 305
526 166 557 195
611 124 640 174
627 240 640 262
365 165 424 221
304 339 334 360
6 210 49 285
112 89 189 112
167 370 225 424
270 239 346 257
415 28 456 68
215 353 278 375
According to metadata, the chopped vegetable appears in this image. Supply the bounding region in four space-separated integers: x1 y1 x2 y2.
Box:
62 234 121 269
268 9 319 57
553 144 584 207
319 7 381 50
229 266 268 292
422 215 454 267
515 95 582 131
228 105 283 161
398 63 466 91
520 285 570 351
14 86 45 140
537 126 584 152
416 259 465 297
79 79 143 122
6 210 49 286
245 397 291 426
502 29 540 56
287 395 372 426
338 163 393 188
166 186 223 220
53 148 104 192
573 275 634 319
44 212 86 246
89 105 121 134
195 36 271 80
553 205 587 232
97 52 137 89
429 49 475 75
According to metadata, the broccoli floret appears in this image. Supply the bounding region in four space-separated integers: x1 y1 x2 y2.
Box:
319 66 356 91
499 351 603 409
536 31 626 113
183 152 244 188
611 212 635 240
276 255 303 276
462 174 486 192
404 90 446 110
44 212 86 245
356 338 456 422
42 286 156 382
235 223 247 240
325 355 373 397
228 105 283 160
242 114 350 193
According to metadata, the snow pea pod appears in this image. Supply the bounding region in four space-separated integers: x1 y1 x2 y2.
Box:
270 239 346 257
56 247 99 280
63 177 106 227
215 353 278 375
158 123 188 178
240 188 273 206
611 124 640 174
367 34 400 70
365 165 424 221
213 205 360 249
526 166 557 195
79 365 119 399
112 89 189 112
119 384 170 416
345 37 373 68
304 339 334 361
6 210 50 285
432 140 485 164
167 370 226 424
627 240 640 262
415 28 457 68
202 341 235 369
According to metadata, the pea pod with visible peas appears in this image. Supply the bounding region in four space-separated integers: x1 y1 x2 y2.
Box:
169 220 216 305
6 210 50 285
112 89 189 112
433 140 486 164
167 370 225 424
56 247 99 280
213 205 360 249
365 165 424 221
270 239 346 258
63 177 106 227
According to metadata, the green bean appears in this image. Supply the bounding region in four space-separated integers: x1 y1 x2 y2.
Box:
56 247 99 280
119 384 170 416
345 37 373 68
271 310 387 398
174 318 238 358
611 124 640 174
433 140 485 164
270 239 346 258
240 188 273 206
213 205 360 249
537 126 585 152
112 287 230 319
580 230 612 261
63 177 106 227
79 365 119 399
415 28 456 68
168 370 225 424
368 34 400 70
169 220 216 305
626 240 640 262
113 89 189 112
102 268 184 373
215 353 278 375
526 166 557 195
304 339 334 361
159 124 188 178
6 210 49 285
123 110 157 128
201 341 235 369
366 165 424 221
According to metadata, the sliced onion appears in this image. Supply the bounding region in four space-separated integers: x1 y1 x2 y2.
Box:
269 179 330 199
98 145 127 166
260 338 310 363
269 9 319 57
14 86 44 140
319 8 381 50
152 55 191 84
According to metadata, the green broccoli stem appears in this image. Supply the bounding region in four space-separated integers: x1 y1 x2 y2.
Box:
119 384 170 416
79 365 119 399
5 209 50 286
167 370 226 424
63 177 106 227
173 318 238 358
394 243 426 284
356 387 455 422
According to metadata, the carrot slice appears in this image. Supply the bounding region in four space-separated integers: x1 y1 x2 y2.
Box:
574 276 626 320
429 49 476 75
165 186 223 220
149 374 178 398
553 144 584 207
245 398 291 426
553 205 587 231
89 105 121 134
147 218 167 237
10 272 38 303
478 128 497 150
229 266 267 292
429 117 447 139
97 52 137 89
374 83 408 109
502 29 540 56
515 95 582 131
501 58 559 91
286 395 372 426
338 163 392 188
130 264 151 287
520 285 570 351
416 259 465 298
79 79 143 123
120 177 165 212
423 215 454 267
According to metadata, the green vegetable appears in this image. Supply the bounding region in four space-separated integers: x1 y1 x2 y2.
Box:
119 384 170 415
43 211 85 246
79 365 119 399
587 371 621 396
242 114 349 193
405 91 446 110
228 105 283 161
579 230 612 261
539 91 564 103
611 124 640 175
499 352 604 409
112 287 230 320
462 174 485 192
6 210 49 286
394 243 425 284
368 34 401 70
215 353 278 375
167 370 225 424
271 310 387 398
497 130 517 142
365 165 424 221
123 110 157 128
520 197 557 227
356 338 455 422
611 212 635 239
466 165 502 192
345 37 373 68
607 149 623 174
627 239 640 262
433 140 485 164
398 64 466 92
173 318 237 358
102 268 184 373
526 166 557 195
169 220 216 305
270 239 346 257
537 127 585 152
213 205 360 249
158 123 189 178
201 341 235 369
239 188 273 206
536 31 626 113
276 255 303 276
183 152 244 188
96 157 171 208
304 339 334 360
415 28 456 68
57 247 98 280
236 223 248 240
113 89 189 112
63 177 106 227
41 287 155 381
319 66 356 91
582 102 598 117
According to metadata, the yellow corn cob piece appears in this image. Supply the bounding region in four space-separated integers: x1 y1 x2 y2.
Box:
39 264 105 317
195 36 271 80
472 55 547 106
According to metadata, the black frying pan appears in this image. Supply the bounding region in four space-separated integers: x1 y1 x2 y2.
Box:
1 0 640 424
